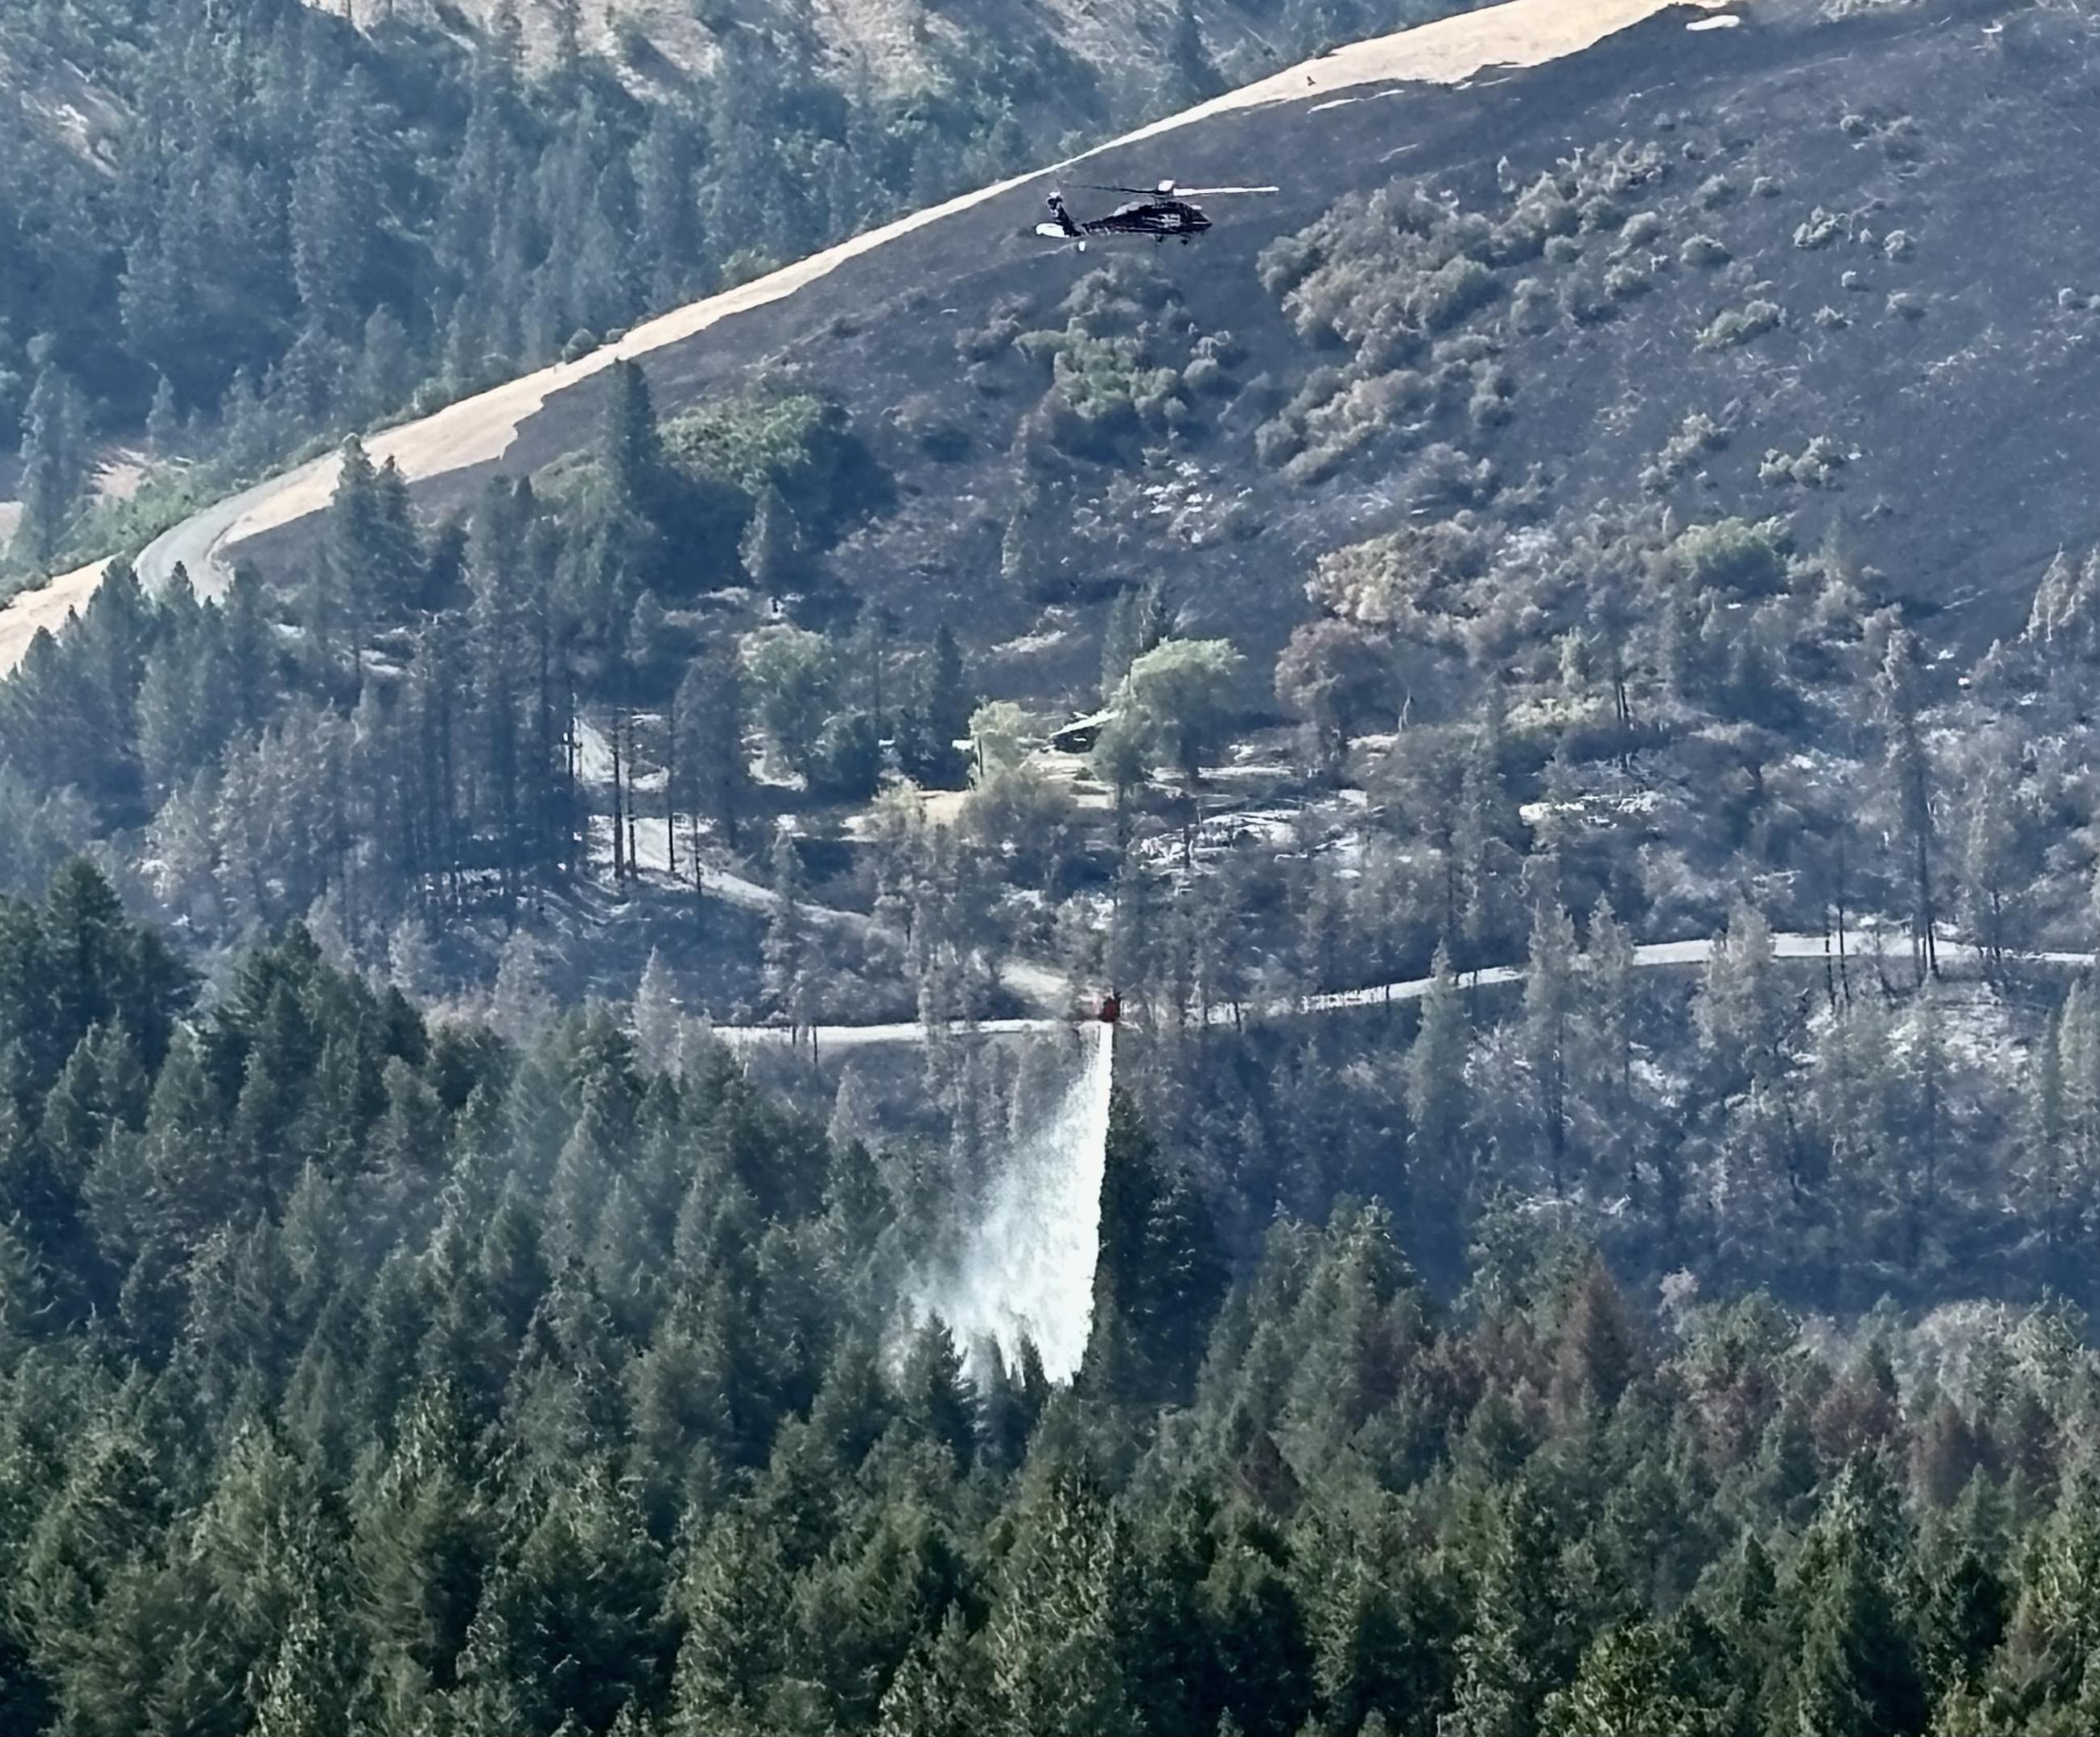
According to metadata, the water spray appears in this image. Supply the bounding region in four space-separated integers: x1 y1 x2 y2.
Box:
911 1019 1116 1382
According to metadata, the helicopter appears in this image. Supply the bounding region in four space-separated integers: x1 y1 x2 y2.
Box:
1033 179 1279 252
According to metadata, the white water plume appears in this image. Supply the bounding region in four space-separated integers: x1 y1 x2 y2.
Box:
912 1022 1115 1382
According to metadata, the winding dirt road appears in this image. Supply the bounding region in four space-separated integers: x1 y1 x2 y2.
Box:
722 929 2094 1049
0 0 1730 678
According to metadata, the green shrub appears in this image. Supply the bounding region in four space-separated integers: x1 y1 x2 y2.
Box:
1619 210 1667 249
1605 261 1653 300
662 392 834 494
1410 443 1496 507
1561 274 1617 325
1696 300 1782 349
1257 231 1325 296
1042 334 1183 451
1420 256 1500 332
1282 445 1353 486
1672 516 1792 594
957 309 1027 363
1489 178 1581 260
1680 233 1731 267
1758 435 1850 487
1641 412 1729 490
1255 419 1304 468
1793 208 1847 249
1060 258 1176 336
1511 277 1556 333
1014 328 1069 367
1469 374 1516 430
1886 290 1926 320
808 710 883 801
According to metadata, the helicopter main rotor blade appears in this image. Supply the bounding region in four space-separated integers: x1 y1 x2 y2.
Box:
1075 183 1279 197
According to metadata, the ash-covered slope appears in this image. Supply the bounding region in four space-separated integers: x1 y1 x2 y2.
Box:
236 0 2094 704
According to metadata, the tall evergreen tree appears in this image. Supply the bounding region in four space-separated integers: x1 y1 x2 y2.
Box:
1406 944 1472 1231
985 1468 1139 1737
1878 630 1938 982
1782 1459 1924 1737
1082 1092 1226 1405
1522 892 1579 1192
674 644 750 855
15 359 86 569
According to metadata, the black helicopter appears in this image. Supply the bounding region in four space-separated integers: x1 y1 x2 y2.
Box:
1033 179 1279 252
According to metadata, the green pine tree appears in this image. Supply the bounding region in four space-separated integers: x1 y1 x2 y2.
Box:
15 360 86 569
985 1468 1140 1737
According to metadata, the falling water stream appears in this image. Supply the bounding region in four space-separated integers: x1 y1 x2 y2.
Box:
912 1022 1115 1382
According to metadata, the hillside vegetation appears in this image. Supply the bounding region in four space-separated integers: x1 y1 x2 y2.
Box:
0 868 2098 1737
0 0 1471 585
11 0 2100 1321
351 0 1383 97
11 2 2100 1731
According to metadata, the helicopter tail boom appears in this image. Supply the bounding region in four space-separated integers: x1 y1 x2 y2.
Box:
1042 192 1084 237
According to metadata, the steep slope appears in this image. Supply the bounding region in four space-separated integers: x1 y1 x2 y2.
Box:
337 0 1444 103
6 0 1419 598
0 0 1731 679
19 0 2093 707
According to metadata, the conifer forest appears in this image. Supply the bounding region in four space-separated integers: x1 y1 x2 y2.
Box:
12 0 2100 1732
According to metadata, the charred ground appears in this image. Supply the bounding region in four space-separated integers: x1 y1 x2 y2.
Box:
233 0 2100 706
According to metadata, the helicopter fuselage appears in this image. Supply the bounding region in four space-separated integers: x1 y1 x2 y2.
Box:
1094 197 1213 239
1036 191 1214 249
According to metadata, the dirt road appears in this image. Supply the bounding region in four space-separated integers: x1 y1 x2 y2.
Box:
721 928 2091 1048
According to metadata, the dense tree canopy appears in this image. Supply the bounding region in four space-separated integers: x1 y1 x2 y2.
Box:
0 865 2088 1735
